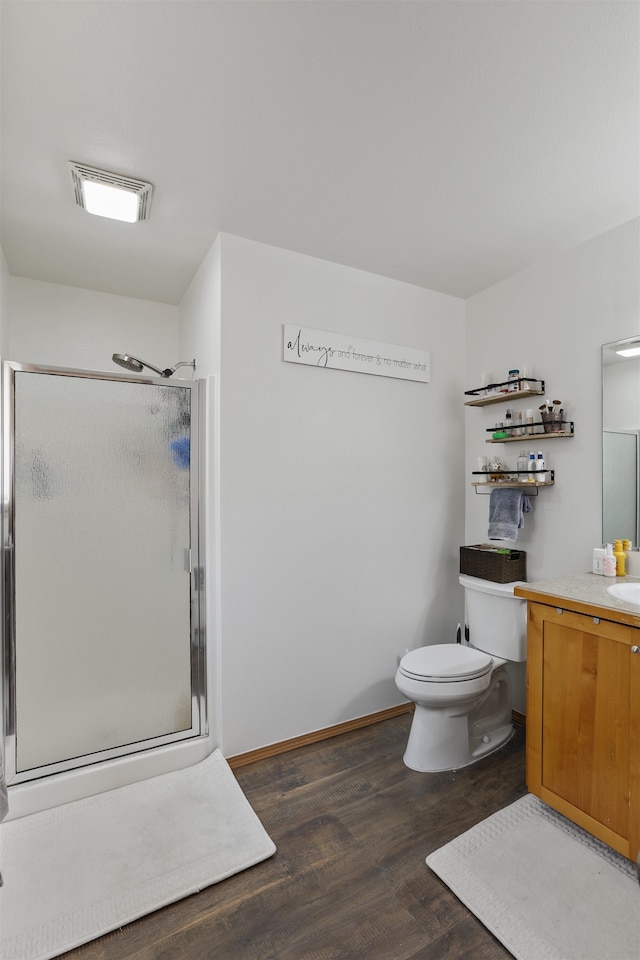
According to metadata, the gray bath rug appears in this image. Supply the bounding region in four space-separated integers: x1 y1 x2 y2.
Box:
0 749 276 960
427 793 639 960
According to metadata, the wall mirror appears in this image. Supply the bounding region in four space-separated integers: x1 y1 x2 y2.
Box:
602 336 640 546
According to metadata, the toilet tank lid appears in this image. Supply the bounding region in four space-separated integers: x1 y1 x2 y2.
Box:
459 574 526 597
400 643 492 680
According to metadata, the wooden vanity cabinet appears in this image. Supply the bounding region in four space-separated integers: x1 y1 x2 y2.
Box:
526 601 640 861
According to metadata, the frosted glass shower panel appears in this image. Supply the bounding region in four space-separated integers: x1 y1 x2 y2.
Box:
13 372 194 772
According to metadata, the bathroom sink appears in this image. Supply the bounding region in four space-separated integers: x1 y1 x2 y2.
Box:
605 582 640 606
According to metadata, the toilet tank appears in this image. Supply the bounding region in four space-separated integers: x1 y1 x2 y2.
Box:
459 574 527 662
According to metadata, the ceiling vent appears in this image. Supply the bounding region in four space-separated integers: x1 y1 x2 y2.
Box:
69 162 153 222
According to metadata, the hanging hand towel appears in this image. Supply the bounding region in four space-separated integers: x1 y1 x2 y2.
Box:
488 488 531 541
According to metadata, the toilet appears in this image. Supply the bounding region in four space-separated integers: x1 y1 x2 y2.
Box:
395 574 527 772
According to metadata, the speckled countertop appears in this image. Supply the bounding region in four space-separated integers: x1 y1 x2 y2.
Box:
514 572 640 625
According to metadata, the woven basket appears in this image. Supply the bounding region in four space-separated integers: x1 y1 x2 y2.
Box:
460 544 526 583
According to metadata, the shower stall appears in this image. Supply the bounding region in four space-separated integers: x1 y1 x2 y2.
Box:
1 361 208 818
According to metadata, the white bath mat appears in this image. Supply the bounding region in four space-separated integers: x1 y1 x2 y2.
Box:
0 749 276 960
427 793 639 960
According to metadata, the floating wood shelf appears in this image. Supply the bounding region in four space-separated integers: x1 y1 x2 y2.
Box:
465 388 545 407
464 377 545 406
466 377 566 496
471 469 555 495
471 481 555 495
486 429 574 444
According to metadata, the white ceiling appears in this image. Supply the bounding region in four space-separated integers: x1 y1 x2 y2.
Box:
1 1 638 305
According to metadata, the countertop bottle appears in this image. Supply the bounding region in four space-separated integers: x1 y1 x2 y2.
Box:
592 547 605 575
614 540 626 576
627 549 640 576
603 543 617 577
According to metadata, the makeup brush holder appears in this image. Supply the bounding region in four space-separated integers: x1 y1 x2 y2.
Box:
542 408 564 433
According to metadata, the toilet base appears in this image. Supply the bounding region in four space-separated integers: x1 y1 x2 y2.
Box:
403 712 513 772
401 666 513 772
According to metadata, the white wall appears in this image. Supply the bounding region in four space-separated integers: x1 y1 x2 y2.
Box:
194 234 466 757
465 218 639 581
464 219 639 713
8 241 466 761
0 246 10 357
7 277 179 372
179 236 221 382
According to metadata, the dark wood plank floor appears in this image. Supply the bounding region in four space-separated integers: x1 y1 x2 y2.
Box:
66 713 526 960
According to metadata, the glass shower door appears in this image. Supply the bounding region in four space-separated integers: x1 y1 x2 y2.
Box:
3 363 205 781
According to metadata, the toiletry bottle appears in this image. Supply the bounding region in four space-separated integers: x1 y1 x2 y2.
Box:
517 451 528 474
627 549 640 577
614 540 626 576
508 369 520 392
536 451 546 482
603 543 617 578
527 451 536 481
526 409 534 435
505 409 513 436
623 539 632 552
592 547 605 575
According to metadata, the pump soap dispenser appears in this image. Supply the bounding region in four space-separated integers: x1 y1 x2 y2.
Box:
603 543 617 578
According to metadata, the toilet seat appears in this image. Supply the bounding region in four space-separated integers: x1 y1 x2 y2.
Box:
399 644 493 683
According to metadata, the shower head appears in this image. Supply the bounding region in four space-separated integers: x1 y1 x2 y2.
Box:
112 353 151 374
112 354 196 378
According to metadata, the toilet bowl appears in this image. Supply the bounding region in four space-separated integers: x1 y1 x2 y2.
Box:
395 575 526 772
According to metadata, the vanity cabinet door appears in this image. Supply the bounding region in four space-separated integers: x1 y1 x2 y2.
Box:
526 602 640 861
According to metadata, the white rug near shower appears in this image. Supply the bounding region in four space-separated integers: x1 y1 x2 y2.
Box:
0 749 276 960
427 793 640 960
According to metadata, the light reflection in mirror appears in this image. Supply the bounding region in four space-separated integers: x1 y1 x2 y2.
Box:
602 337 640 546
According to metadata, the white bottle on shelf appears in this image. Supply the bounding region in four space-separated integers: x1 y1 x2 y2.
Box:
536 451 547 483
526 409 534 435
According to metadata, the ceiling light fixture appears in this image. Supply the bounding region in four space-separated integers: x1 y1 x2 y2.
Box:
615 343 640 358
69 162 153 222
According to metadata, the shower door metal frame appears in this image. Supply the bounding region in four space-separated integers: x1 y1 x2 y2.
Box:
1 360 208 785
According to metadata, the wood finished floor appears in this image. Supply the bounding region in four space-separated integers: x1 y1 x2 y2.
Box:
66 714 526 960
